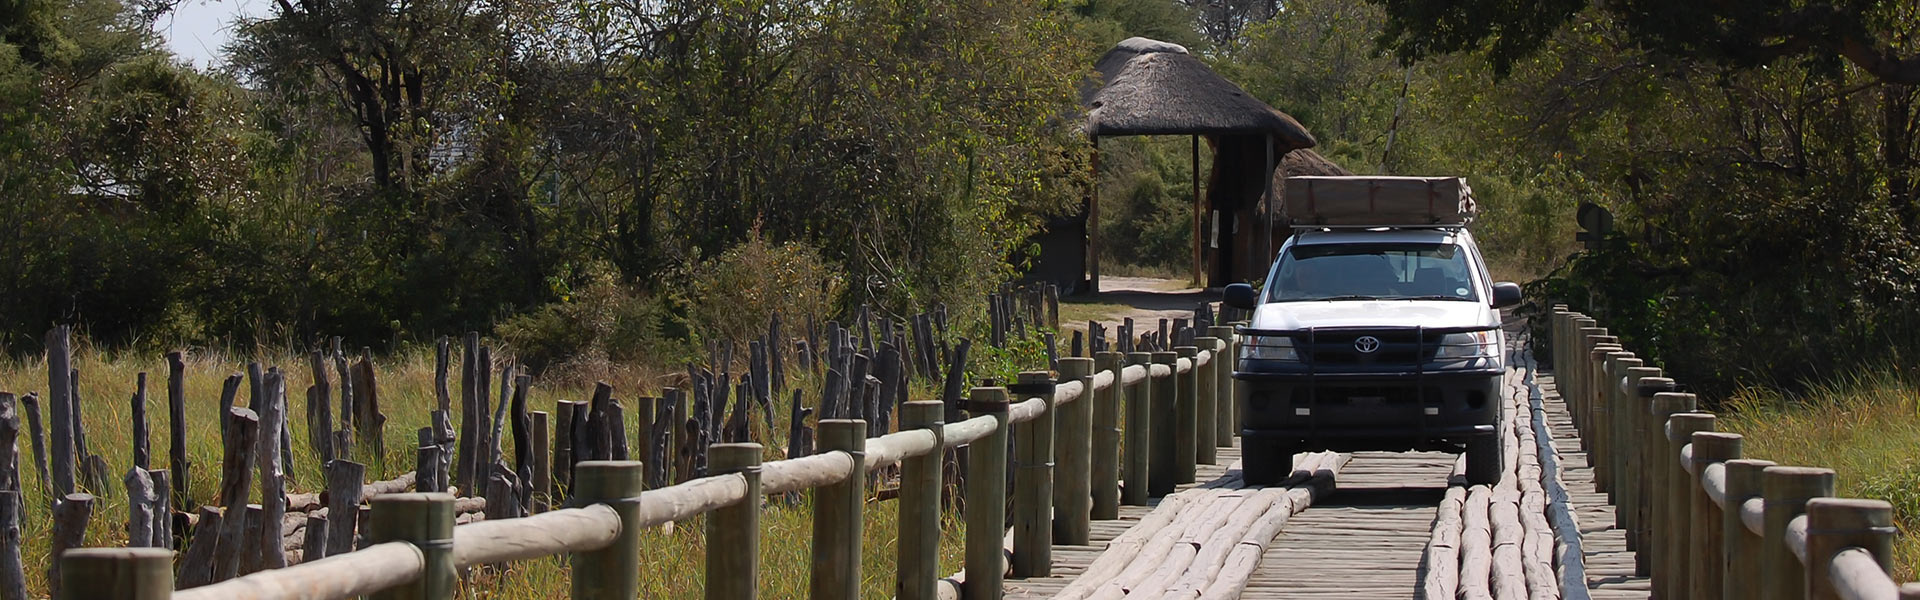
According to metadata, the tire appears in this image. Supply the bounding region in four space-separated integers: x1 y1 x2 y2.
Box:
1465 434 1503 485
1241 438 1293 486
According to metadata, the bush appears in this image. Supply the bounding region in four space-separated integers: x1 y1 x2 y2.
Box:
686 230 844 345
495 267 690 375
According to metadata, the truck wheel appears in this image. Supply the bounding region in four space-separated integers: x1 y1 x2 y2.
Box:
1241 438 1293 486
1465 435 1503 485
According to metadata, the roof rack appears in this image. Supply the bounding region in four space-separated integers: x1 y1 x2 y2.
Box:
1290 224 1468 231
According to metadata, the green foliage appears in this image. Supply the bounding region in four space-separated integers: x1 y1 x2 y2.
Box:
686 231 844 345
1095 136 1200 271
494 269 694 374
967 330 1055 385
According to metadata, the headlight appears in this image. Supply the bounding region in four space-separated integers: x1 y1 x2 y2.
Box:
1241 336 1297 360
1436 331 1497 359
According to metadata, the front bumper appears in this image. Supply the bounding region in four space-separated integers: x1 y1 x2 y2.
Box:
1233 364 1503 453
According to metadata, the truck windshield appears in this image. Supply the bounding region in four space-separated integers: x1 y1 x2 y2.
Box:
1267 243 1478 302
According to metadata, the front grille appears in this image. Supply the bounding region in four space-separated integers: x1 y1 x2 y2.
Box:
1301 330 1445 366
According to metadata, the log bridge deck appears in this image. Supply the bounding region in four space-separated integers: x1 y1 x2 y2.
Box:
1002 355 1644 599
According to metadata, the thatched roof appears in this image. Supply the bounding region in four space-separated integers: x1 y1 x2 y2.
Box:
1084 37 1316 150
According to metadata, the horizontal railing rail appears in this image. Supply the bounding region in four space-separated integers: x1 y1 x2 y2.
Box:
57 332 1234 600
1549 306 1920 600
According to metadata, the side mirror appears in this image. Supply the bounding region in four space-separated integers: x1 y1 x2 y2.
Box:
1224 283 1259 310
1490 282 1523 309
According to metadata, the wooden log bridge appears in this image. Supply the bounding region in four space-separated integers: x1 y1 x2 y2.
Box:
54 311 1697 600
1546 306 1920 600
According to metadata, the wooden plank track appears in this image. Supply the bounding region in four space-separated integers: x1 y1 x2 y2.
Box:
1537 374 1649 599
1248 452 1451 599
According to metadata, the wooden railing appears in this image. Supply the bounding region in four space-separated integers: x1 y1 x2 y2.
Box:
56 329 1242 600
1549 306 1920 600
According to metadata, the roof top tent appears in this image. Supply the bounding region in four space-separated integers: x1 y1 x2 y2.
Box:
1076 37 1344 294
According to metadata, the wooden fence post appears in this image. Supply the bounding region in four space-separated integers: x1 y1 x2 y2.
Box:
1586 345 1622 491
708 443 763 600
1618 366 1657 560
1091 352 1123 519
812 421 864 600
1148 351 1178 496
1761 466 1835 600
1011 371 1054 578
1122 353 1152 506
46 326 74 499
572 461 644 600
1687 431 1740 600
1644 392 1694 598
367 493 455 600
898 402 944 600
1604 354 1642 505
1173 346 1198 485
1662 411 1714 598
1208 326 1236 449
167 352 190 508
1054 358 1093 545
324 460 366 558
0 491 24 599
1722 458 1776 600
1193 338 1219 465
1804 498 1896 600
1628 373 1670 577
530 411 551 512
57 547 172 600
963 387 1010 600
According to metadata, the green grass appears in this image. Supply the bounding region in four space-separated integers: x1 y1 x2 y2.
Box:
1058 301 1134 328
1720 369 1920 581
0 342 966 598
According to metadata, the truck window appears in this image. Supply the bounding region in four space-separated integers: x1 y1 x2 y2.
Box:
1268 243 1477 302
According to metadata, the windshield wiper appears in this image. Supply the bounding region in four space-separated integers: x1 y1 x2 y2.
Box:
1315 295 1379 301
1384 295 1473 301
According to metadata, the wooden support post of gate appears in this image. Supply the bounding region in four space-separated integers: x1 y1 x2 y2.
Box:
964 387 1010 600
898 403 944 600
1054 359 1094 545
572 461 644 600
368 493 455 600
57 548 172 600
1012 371 1054 578
811 422 864 600
1122 353 1152 506
1194 338 1219 465
1149 351 1178 497
1208 326 1237 448
1173 346 1199 485
708 444 763 600
1091 352 1123 519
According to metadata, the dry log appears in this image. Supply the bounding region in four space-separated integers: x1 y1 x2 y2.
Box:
212 407 259 583
47 493 92 598
177 506 223 588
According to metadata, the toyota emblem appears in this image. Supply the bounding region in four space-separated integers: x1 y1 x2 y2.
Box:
1353 336 1382 354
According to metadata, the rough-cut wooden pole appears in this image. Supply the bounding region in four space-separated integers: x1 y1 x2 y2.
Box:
301 514 329 563
1762 466 1835 600
572 461 643 600
1054 358 1094 545
964 387 1011 600
48 493 93 597
368 493 455 600
708 444 762 600
1149 351 1178 496
0 491 24 600
255 373 288 570
1645 391 1692 597
1722 458 1776 600
1173 346 1199 485
1662 411 1713 598
212 407 258 583
47 326 74 498
124 467 156 548
457 332 479 494
416 445 442 496
1804 498 1896 600
166 352 191 508
810 422 863 600
555 400 576 498
57 547 172 600
324 460 366 558
1688 431 1740 600
899 401 944 600
1091 352 1123 519
22 395 49 503
1012 371 1054 578
530 411 551 512
177 506 222 588
1123 352 1153 505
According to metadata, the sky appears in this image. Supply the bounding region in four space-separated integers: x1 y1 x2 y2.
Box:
153 0 270 69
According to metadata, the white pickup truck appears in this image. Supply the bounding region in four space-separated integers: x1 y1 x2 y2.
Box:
1222 178 1522 485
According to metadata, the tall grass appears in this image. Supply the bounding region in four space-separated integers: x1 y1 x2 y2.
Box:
0 341 969 598
1720 368 1920 580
